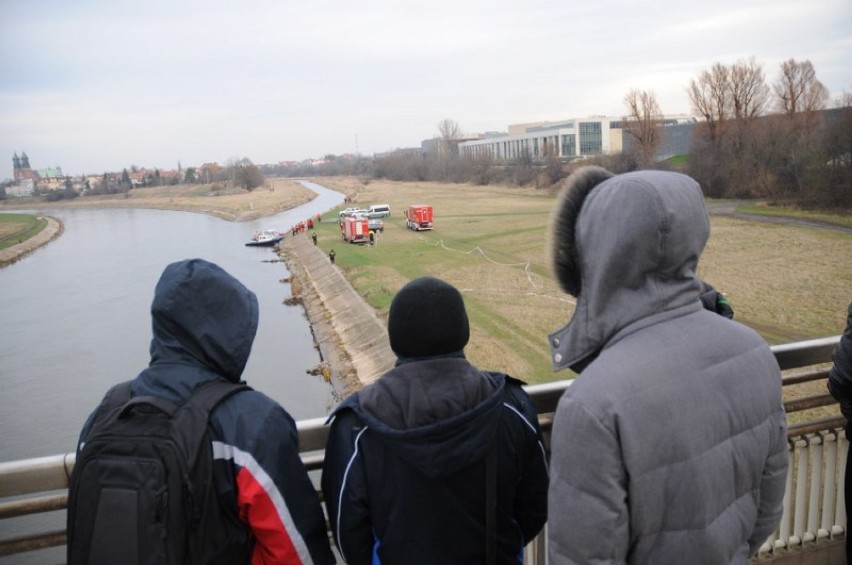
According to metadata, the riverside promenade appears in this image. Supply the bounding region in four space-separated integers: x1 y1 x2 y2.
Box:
0 216 63 268
279 232 395 395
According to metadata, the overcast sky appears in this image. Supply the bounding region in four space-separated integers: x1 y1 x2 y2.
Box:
1 0 850 180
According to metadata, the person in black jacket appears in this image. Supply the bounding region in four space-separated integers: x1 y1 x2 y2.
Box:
73 259 335 565
827 302 852 559
699 280 734 319
321 276 548 565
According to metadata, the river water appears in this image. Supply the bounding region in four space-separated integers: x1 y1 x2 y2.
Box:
0 180 344 464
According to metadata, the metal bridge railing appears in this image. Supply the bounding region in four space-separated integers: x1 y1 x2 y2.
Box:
0 336 843 562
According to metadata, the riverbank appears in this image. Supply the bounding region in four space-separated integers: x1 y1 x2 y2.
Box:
0 177 317 222
0 216 64 268
277 230 395 396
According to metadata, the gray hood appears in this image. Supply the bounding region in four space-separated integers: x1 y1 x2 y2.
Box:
548 170 709 372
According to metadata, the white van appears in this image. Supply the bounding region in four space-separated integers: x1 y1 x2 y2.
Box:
367 204 391 218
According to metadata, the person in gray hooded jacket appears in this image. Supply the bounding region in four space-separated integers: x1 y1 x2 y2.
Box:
546 167 788 564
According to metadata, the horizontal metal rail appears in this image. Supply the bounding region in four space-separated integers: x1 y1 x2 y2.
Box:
0 336 843 560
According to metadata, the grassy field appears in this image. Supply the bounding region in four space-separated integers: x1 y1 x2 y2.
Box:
5 175 849 386
4 175 847 421
310 176 852 388
0 213 48 250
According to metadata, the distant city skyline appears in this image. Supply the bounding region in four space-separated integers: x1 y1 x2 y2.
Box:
2 0 849 181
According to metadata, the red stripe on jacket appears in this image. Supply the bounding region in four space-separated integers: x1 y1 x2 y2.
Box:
236 466 304 565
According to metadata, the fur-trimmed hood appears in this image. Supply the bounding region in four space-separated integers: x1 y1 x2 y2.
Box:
548 169 710 372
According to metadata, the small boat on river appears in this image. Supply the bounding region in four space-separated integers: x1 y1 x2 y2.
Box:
245 230 283 247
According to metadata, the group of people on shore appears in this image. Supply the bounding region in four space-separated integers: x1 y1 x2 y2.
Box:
66 167 848 564
290 214 321 237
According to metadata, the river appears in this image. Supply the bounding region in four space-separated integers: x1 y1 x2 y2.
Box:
0 180 345 465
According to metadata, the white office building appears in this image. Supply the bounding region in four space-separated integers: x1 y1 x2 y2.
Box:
459 115 696 161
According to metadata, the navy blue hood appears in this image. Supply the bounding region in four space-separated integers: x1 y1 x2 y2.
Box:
148 259 259 382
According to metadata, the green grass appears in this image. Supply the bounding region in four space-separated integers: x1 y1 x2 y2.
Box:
303 178 852 385
663 154 690 167
0 213 48 251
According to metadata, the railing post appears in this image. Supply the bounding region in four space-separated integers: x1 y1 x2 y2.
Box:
792 437 809 546
819 430 837 539
777 442 794 549
805 433 823 541
834 431 848 537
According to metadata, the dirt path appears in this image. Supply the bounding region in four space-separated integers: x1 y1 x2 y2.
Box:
707 201 852 234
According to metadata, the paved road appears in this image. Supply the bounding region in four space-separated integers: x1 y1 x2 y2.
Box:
706 201 852 234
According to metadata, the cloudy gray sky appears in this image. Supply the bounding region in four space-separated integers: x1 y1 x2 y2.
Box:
2 0 850 180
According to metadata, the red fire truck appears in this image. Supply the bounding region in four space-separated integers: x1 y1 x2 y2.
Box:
405 205 433 231
341 215 370 243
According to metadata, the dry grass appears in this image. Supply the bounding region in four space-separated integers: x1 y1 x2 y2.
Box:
0 178 316 221
700 217 852 342
311 176 852 384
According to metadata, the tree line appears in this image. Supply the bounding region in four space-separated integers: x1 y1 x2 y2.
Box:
1 158 267 201
6 57 848 210
306 57 850 210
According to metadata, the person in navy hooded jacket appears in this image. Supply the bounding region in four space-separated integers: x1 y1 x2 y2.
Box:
74 259 335 565
321 276 548 565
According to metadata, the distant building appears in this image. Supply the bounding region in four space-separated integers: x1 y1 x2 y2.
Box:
421 133 488 156
459 115 697 162
9 152 67 194
375 147 423 159
6 179 34 197
10 152 35 196
35 167 65 191
12 152 33 182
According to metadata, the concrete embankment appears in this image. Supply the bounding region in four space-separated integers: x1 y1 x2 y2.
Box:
278 232 395 396
0 216 64 268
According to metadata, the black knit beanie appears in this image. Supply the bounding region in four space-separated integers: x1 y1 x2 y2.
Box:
387 276 470 358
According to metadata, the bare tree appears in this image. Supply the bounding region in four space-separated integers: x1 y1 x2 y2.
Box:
436 118 462 157
773 58 829 115
541 143 566 186
729 57 770 122
834 90 852 109
623 89 663 167
433 118 463 181
229 157 265 190
437 118 461 141
688 63 730 141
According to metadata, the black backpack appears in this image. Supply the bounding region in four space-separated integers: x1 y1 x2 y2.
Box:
67 378 250 565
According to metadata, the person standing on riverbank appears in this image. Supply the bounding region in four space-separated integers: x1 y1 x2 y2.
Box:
546 168 787 564
321 276 548 565
68 258 335 565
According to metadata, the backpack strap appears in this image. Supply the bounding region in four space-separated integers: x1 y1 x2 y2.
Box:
173 379 252 466
89 380 134 429
119 395 179 419
102 380 133 412
186 379 251 416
